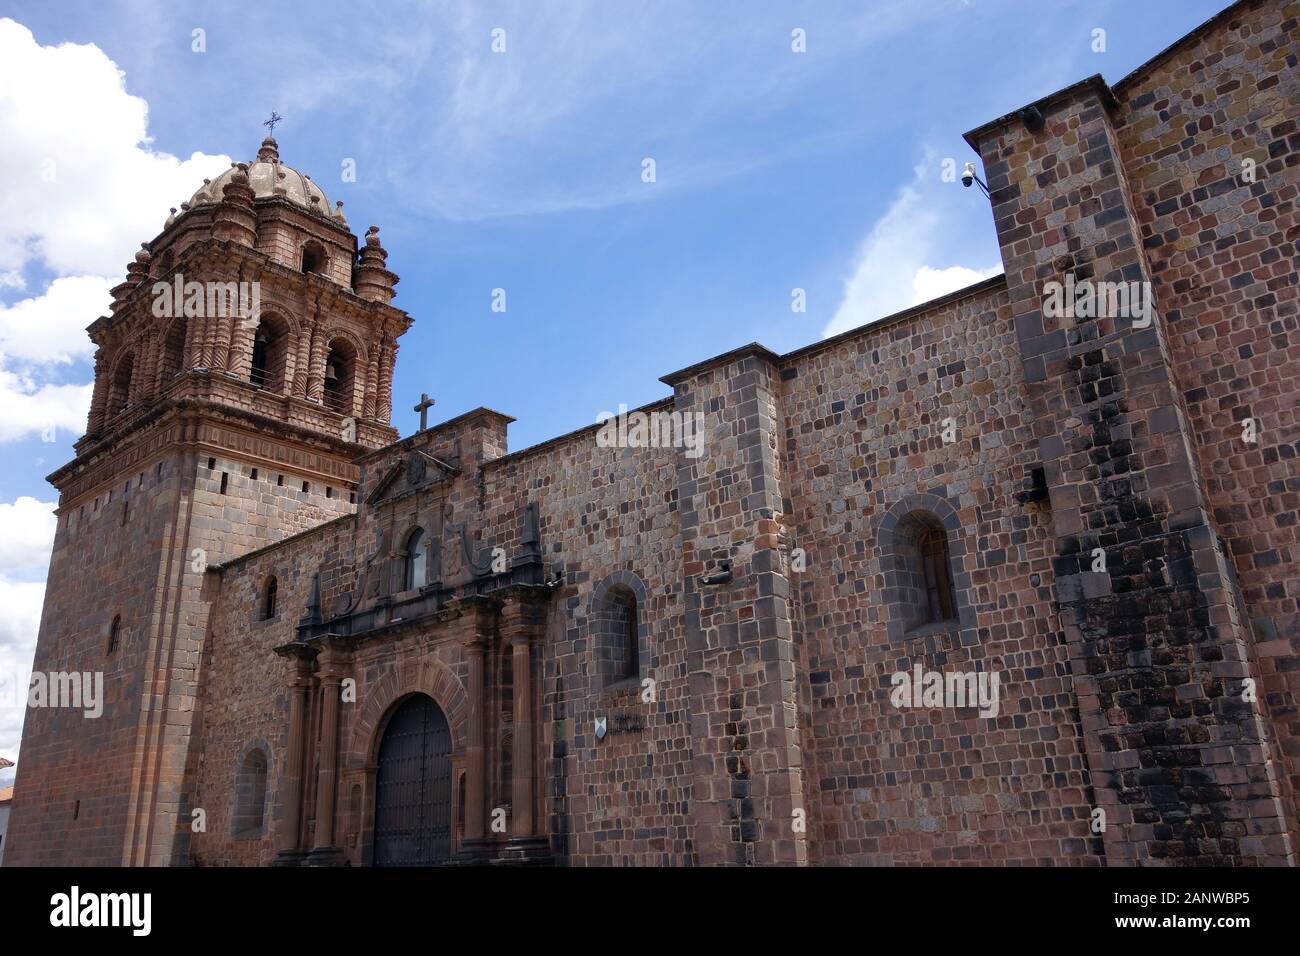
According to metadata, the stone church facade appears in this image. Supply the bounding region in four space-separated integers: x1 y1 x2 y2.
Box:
4 0 1297 867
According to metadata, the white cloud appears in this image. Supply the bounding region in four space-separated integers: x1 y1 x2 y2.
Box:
0 276 106 443
0 275 113 365
0 17 230 277
0 365 92 443
0 496 55 775
0 18 232 447
911 264 1002 305
0 577 46 777
824 162 1001 338
0 497 57 576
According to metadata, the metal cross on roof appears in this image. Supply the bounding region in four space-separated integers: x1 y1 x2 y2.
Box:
414 393 435 431
263 111 282 138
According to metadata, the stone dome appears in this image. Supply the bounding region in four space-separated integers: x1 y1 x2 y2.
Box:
181 138 348 227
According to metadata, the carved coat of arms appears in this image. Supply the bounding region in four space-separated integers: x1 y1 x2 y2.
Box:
406 451 426 486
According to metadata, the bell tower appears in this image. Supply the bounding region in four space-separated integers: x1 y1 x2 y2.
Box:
4 137 412 866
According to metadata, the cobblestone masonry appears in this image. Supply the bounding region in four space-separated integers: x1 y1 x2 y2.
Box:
1109 0 1300 850
5 0 1296 867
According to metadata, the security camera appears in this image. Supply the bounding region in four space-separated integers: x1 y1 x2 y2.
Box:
961 162 990 198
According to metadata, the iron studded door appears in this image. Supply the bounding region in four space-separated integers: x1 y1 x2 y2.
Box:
373 694 452 866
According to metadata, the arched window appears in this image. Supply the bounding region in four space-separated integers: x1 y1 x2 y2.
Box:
301 240 328 276
106 615 122 655
405 528 427 591
893 510 958 632
262 576 278 620
232 747 269 839
613 587 639 680
596 583 640 684
322 339 357 415
249 314 290 393
158 318 186 384
919 526 955 623
107 352 135 418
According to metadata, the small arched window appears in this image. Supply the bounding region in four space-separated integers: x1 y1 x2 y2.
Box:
405 528 427 591
602 585 639 683
106 615 122 655
262 576 278 620
617 590 639 680
893 510 958 633
232 747 269 839
919 526 955 623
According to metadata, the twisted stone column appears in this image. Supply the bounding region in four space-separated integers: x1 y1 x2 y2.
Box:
377 342 395 422
363 345 380 420
87 352 110 434
292 320 314 397
307 326 327 403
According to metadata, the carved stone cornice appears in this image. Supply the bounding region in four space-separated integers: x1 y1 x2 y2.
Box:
273 640 318 662
51 385 378 509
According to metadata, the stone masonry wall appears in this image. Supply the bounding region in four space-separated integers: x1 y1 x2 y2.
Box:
136 444 355 866
4 452 181 866
1110 0 1300 844
5 430 355 867
20 0 1297 871
189 515 356 867
972 37 1294 862
665 348 808 865
779 281 1099 864
478 419 693 865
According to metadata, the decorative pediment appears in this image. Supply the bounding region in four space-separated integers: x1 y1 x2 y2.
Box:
366 449 459 505
365 462 403 505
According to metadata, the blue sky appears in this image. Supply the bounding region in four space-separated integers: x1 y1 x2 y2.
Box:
0 0 1230 773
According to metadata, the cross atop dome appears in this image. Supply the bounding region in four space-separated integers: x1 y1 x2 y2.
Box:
257 137 280 163
259 111 283 162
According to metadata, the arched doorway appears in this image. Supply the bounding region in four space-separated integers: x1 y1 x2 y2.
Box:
373 693 453 866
